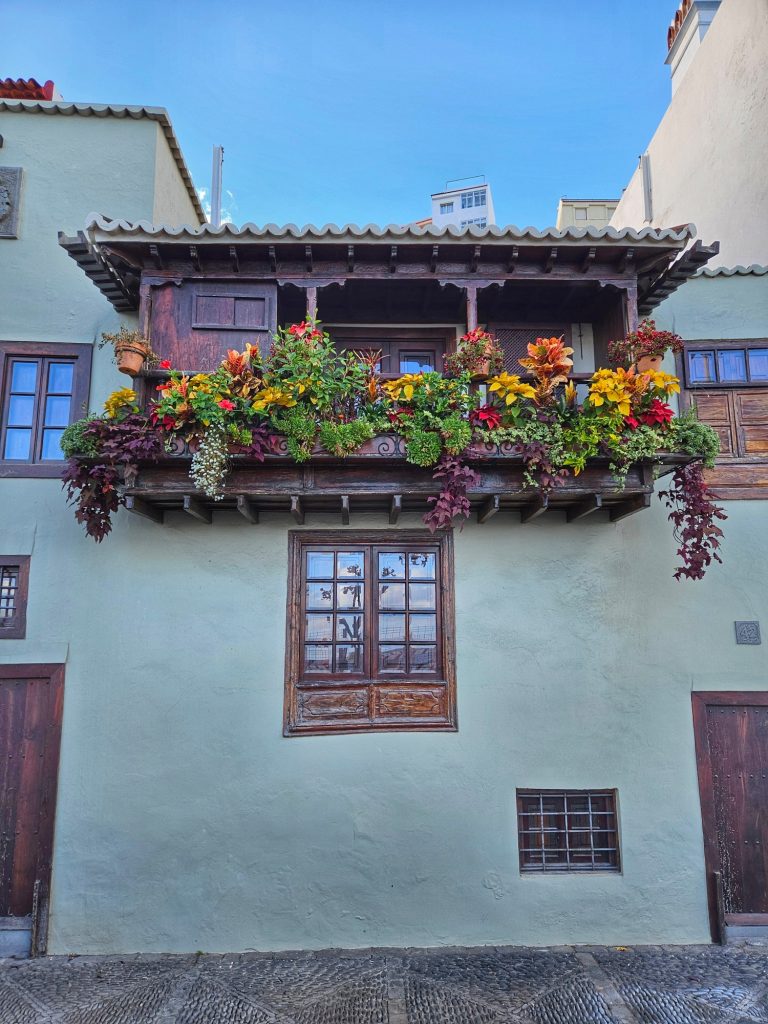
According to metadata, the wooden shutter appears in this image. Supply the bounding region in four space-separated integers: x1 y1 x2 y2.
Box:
690 389 768 498
149 281 277 370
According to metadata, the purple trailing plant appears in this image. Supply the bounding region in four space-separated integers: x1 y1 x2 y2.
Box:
658 461 727 580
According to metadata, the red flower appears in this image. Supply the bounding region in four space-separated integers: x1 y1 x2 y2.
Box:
470 405 502 430
155 382 168 391
218 399 235 411
624 415 640 431
639 399 674 429
159 359 172 369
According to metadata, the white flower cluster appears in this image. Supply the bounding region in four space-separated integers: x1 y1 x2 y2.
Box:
190 426 228 500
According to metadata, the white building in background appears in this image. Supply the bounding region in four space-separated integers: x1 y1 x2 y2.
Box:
421 179 495 230
556 198 619 230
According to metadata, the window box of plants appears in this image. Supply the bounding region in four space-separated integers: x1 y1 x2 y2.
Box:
62 321 725 580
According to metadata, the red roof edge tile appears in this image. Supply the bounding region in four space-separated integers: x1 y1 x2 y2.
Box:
0 78 56 100
667 0 694 51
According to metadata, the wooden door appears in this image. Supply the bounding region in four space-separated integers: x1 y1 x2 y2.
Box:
692 692 768 938
0 665 64 950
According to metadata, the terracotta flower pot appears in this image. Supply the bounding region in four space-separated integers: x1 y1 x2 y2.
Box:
115 343 149 376
471 358 493 381
636 354 664 374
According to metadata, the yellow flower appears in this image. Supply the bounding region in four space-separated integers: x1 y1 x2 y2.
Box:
487 371 536 405
382 373 425 402
251 386 297 413
104 388 137 418
564 381 577 406
645 370 681 397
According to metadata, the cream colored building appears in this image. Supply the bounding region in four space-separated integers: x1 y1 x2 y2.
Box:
556 199 619 230
611 0 768 268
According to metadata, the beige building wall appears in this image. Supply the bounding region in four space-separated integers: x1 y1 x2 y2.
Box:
611 0 768 267
556 200 618 230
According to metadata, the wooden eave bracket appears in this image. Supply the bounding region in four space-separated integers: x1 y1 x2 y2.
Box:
268 245 277 273
567 494 603 522
189 245 201 272
477 494 500 524
470 245 481 273
507 245 519 273
125 495 163 524
347 245 355 272
183 494 211 523
430 246 439 273
520 495 549 523
305 246 313 273
290 495 305 524
389 494 402 525
609 492 651 522
544 247 558 273
341 494 350 525
236 494 258 523
581 247 596 273
390 246 398 273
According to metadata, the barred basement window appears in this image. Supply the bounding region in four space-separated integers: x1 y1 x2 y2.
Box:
517 790 620 872
284 531 457 736
0 557 30 639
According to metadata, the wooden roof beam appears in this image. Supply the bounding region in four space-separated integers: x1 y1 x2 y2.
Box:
581 246 596 273
507 245 519 273
544 247 558 273
229 246 240 273
471 245 481 273
347 245 355 272
618 247 635 273
430 245 439 273
305 245 313 273
149 244 163 270
189 245 201 272
268 245 277 273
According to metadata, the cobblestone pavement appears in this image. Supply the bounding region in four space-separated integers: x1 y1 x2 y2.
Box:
1 944 767 1023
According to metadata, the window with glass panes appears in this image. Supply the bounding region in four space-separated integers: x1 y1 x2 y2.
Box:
517 790 620 872
0 343 91 474
686 342 768 387
285 532 456 735
0 557 30 639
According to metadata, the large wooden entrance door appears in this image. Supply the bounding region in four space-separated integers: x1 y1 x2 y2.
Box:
692 692 768 940
0 665 64 955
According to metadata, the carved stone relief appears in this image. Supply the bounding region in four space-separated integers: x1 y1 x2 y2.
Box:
0 167 22 238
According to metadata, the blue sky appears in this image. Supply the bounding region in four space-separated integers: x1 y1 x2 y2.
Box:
5 0 674 228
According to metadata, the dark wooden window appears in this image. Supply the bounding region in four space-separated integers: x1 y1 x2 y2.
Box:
0 342 91 477
0 556 30 639
517 790 620 873
284 531 456 736
331 327 454 379
680 340 768 499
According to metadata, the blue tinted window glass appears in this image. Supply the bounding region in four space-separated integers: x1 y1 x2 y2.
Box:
40 429 65 460
44 395 71 427
10 361 38 393
47 362 74 394
7 395 35 426
399 351 435 374
748 349 768 381
688 351 716 383
718 349 747 382
4 429 32 460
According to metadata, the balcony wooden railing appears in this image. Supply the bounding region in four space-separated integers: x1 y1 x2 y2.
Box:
117 434 692 526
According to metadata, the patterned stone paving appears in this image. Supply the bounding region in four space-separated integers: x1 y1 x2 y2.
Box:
0 945 766 1023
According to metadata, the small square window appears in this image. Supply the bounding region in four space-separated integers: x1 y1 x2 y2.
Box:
574 207 588 221
517 789 620 872
439 202 454 214
0 557 30 639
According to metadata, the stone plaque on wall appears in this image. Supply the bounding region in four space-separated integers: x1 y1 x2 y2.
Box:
0 167 23 238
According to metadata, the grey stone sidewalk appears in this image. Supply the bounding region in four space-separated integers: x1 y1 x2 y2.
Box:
1 944 767 1023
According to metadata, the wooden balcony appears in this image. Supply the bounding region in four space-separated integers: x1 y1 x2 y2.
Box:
119 435 692 526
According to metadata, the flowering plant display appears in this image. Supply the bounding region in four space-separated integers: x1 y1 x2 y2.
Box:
62 321 724 578
608 318 685 368
443 328 504 377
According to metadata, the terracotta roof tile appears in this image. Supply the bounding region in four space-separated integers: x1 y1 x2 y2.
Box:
0 78 55 100
667 0 694 50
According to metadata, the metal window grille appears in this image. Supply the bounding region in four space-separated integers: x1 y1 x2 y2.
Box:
0 565 19 624
517 790 620 872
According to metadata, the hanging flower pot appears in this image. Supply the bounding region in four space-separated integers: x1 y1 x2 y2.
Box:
101 326 153 377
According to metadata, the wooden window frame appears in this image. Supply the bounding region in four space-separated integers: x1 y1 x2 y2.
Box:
0 342 92 478
330 327 456 379
683 339 768 389
516 788 621 874
284 530 457 737
0 556 30 639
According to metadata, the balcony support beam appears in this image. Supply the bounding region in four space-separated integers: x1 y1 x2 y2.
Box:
341 494 350 525
236 495 259 524
477 494 500 524
610 492 651 522
183 495 211 523
389 494 402 525
290 495 305 524
520 495 549 523
567 493 603 522
125 495 163 524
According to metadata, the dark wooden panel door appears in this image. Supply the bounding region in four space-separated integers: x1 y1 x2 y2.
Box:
693 692 768 936
0 665 64 918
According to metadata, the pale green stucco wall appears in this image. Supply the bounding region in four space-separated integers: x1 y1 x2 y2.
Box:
152 126 201 225
2 466 768 954
653 273 768 339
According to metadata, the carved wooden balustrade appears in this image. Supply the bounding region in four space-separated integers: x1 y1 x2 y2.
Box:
118 434 692 526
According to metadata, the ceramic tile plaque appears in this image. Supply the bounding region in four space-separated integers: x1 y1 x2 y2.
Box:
0 167 23 238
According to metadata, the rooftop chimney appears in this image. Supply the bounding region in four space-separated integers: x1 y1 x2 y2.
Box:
665 1 721 95
0 79 61 100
